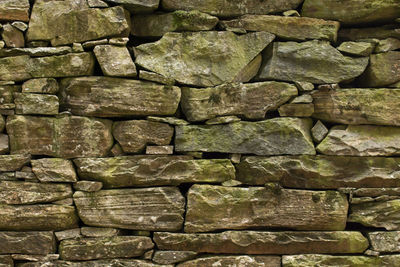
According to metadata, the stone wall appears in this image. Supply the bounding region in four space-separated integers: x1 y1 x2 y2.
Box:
0 0 400 266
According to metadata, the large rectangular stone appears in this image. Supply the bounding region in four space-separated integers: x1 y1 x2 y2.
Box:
0 154 30 171
0 231 55 254
74 187 185 231
0 0 30 22
175 118 315 155
59 77 180 117
185 185 348 232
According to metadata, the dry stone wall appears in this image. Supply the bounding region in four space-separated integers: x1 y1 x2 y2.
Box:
0 0 399 266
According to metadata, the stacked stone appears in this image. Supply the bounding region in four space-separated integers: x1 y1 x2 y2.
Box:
0 0 399 266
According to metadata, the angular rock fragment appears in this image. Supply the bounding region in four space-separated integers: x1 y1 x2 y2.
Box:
301 0 400 25
132 10 218 37
93 45 137 77
22 78 59 94
18 259 172 267
31 158 77 183
177 256 281 267
0 181 72 205
7 115 113 158
236 155 400 188
59 236 154 260
0 204 79 231
59 77 180 117
0 55 32 81
161 0 303 17
283 255 400 267
135 31 275 87
1 24 24 48
337 41 375 56
375 38 400 53
257 40 369 84
113 120 174 153
369 231 400 252
74 156 235 188
105 0 159 13
181 81 297 122
317 125 400 156
175 118 315 155
311 120 328 143
185 185 348 232
153 251 197 265
0 231 55 254
154 231 368 254
0 154 30 171
74 187 185 231
220 15 339 42
14 93 59 115
0 0 30 22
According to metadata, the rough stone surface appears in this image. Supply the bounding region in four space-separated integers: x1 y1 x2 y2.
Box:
317 125 400 156
220 15 339 42
154 231 368 254
313 88 400 126
257 40 369 84
339 25 400 41
135 31 275 87
369 231 400 252
132 11 218 37
55 229 81 241
0 231 55 255
283 255 400 267
175 118 315 155
59 77 180 117
73 181 103 192
113 120 174 153
0 255 12 266
185 185 348 232
105 0 159 13
7 115 113 158
14 93 59 115
337 41 375 56
93 45 137 77
22 78 59 94
139 71 175 85
2 24 25 48
146 145 174 155
74 156 235 188
177 256 281 267
0 154 30 171
375 38 400 53
0 0 30 22
152 251 197 265
278 103 314 117
31 158 77 183
236 155 400 188
17 259 172 267
74 187 185 231
181 81 297 122
81 227 121 238
0 47 73 58
358 52 400 87
59 236 154 260
311 120 328 143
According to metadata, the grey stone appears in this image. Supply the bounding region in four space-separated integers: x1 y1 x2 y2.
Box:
31 158 77 183
93 45 137 77
311 120 329 143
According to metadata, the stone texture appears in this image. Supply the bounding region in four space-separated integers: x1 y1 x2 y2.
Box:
257 40 369 84
283 255 400 267
27 3 130 46
18 259 172 267
358 51 400 87
181 81 297 122
317 125 400 156
147 116 188 126
0 55 32 81
278 103 314 117
146 145 174 155
0 0 30 22
74 156 235 188
73 181 103 192
81 227 121 238
0 204 79 231
177 256 281 267
339 25 400 41
139 71 175 85
0 255 12 267
349 197 400 230
94 45 137 77
154 231 368 254
31 158 78 182
301 0 400 25
236 155 400 188
0 47 73 58
135 31 275 87
0 231 55 254
152 251 197 265
0 154 30 171
0 134 9 154
185 185 348 232
59 77 180 117
175 118 315 155
73 187 185 231
59 236 154 260
132 10 218 37
161 0 303 17
375 38 400 53
105 0 159 13
353 188 400 197
55 229 81 241
311 120 328 143
2 24 24 48
313 88 400 126
14 93 59 115
113 120 174 153
220 15 339 42
0 181 72 205
369 231 400 252
337 41 375 56
22 78 59 94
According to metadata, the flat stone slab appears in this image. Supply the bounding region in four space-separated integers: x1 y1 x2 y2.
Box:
18 259 172 267
185 185 348 232
283 255 400 267
74 187 185 231
177 256 281 267
0 231 55 255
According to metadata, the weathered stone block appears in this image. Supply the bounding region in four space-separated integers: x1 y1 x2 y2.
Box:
93 45 137 77
0 231 55 255
14 93 59 115
283 255 400 267
0 0 30 22
31 158 77 183
369 231 400 252
0 154 30 171
22 78 59 94
358 52 400 87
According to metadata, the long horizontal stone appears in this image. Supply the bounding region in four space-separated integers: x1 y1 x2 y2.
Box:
31 158 77 183
0 154 30 171
0 181 72 204
161 0 303 17
0 47 72 58
0 231 55 255
14 93 59 115
0 204 79 231
105 0 159 13
317 125 400 156
181 81 297 122
221 15 339 42
0 0 30 22
339 24 400 42
313 88 400 126
73 156 235 188
236 156 400 188
18 259 172 267
177 256 281 267
6 115 113 158
59 236 154 260
59 77 180 117
175 118 315 155
369 231 400 252
185 185 348 232
154 231 368 254
283 255 400 267
74 187 185 231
